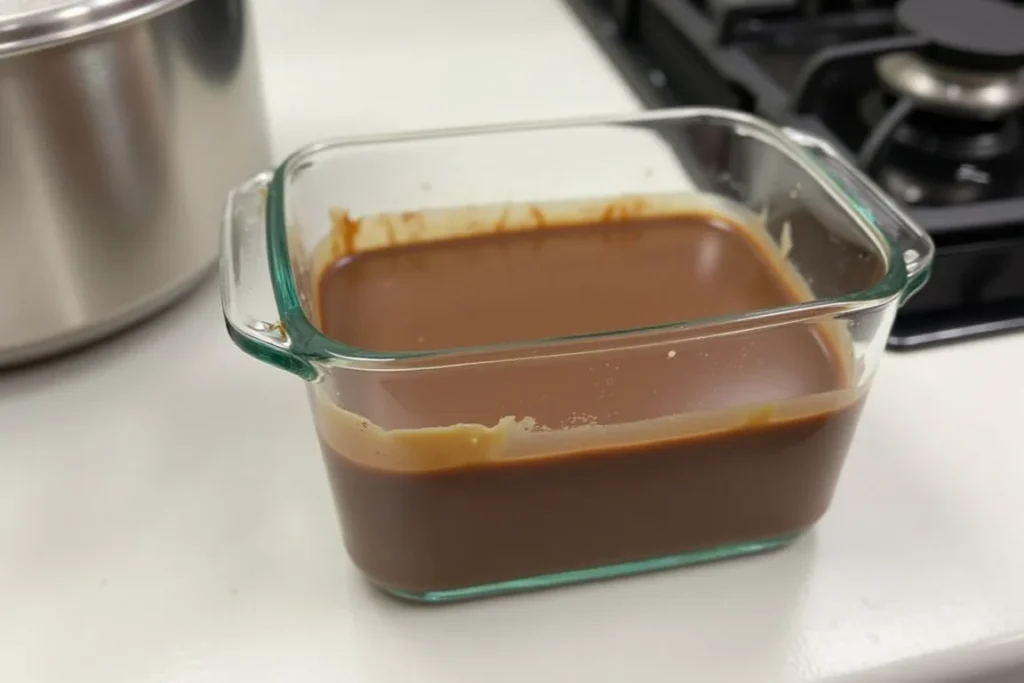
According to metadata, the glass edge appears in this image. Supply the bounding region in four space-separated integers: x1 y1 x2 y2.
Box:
751 121 912 303
265 109 905 369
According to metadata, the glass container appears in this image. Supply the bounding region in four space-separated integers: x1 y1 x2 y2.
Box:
220 109 933 602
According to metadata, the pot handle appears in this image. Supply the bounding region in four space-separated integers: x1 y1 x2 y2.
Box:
784 127 935 305
219 171 319 381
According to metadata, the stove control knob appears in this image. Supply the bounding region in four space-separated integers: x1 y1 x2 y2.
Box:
896 0 1024 72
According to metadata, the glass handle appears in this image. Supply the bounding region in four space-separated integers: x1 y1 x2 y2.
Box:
783 127 935 306
219 171 319 381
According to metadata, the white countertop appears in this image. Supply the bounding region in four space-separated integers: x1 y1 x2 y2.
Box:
3 1 1024 681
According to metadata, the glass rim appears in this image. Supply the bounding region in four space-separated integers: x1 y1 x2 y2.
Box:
266 107 909 368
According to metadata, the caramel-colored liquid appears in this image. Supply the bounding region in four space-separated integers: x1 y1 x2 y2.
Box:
312 207 862 594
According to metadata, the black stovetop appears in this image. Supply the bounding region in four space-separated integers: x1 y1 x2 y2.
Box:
566 0 1024 348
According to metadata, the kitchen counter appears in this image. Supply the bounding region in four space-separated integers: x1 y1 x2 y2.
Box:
3 1 1024 681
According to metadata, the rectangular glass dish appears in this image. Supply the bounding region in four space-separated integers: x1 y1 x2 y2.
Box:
220 109 933 602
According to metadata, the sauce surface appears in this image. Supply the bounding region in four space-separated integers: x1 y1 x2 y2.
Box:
320 214 813 352
311 208 861 595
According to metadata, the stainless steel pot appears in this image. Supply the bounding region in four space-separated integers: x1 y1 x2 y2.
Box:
0 0 269 366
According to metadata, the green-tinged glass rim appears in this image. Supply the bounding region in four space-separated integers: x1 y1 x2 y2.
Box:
265 107 927 369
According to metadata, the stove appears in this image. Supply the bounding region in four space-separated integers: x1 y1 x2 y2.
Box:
566 0 1024 348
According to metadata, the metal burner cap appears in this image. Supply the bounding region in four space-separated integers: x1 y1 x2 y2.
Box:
877 51 1024 119
897 0 1024 72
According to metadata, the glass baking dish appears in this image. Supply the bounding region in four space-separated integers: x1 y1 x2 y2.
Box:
220 108 933 602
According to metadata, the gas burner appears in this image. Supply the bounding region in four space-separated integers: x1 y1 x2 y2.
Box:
859 92 1022 164
894 0 1024 75
869 142 1018 207
851 0 1024 199
876 51 1024 120
855 89 1022 207
566 0 1024 348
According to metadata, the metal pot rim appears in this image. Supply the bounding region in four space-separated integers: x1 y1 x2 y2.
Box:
0 0 193 58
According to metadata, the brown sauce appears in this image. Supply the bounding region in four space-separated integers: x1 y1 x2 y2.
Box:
310 200 863 595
